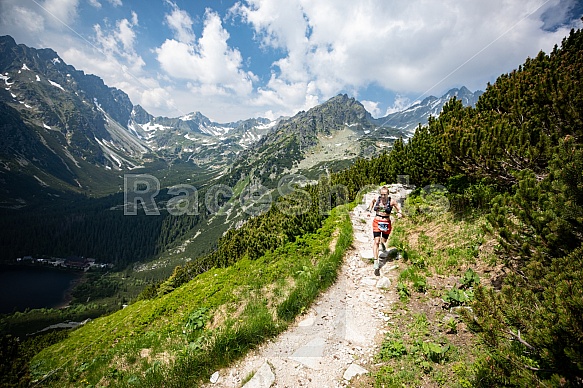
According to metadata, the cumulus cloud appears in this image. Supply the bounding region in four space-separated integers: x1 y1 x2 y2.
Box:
42 0 80 28
92 11 144 73
155 7 255 97
0 3 45 38
140 87 175 111
361 100 381 118
164 0 196 44
232 0 580 115
1 0 580 122
0 0 81 36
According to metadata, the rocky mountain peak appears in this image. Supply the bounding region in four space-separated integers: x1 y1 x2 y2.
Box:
131 105 153 125
0 35 482 206
372 87 483 134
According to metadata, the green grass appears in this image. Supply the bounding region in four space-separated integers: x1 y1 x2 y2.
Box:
372 210 495 387
389 211 491 277
29 205 354 387
373 311 463 387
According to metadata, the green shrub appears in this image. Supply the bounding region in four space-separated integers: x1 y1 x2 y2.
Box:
412 275 428 293
397 282 410 302
443 286 473 307
377 339 407 360
420 342 450 364
460 268 479 289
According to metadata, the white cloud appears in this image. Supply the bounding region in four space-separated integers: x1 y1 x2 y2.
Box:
42 0 80 28
140 87 175 111
0 4 45 37
231 0 326 116
234 0 309 52
233 0 579 112
384 95 413 116
361 100 381 118
155 8 255 97
117 13 138 52
1 0 580 123
92 12 144 73
164 0 196 44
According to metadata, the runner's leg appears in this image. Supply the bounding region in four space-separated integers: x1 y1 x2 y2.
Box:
378 232 389 268
373 235 381 275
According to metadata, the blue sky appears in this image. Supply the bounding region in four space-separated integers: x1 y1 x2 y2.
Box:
1 0 582 122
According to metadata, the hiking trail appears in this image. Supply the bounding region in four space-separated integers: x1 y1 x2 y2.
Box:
202 185 412 387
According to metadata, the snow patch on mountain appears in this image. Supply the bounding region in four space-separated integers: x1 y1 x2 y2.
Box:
48 80 65 91
62 147 80 168
183 133 194 141
127 122 142 138
179 112 199 121
94 137 137 169
239 131 261 146
255 120 276 130
198 123 232 138
1 74 14 86
237 120 275 147
142 122 171 132
33 175 48 187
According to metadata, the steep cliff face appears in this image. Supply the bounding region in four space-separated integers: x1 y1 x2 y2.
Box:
0 34 148 200
0 36 277 202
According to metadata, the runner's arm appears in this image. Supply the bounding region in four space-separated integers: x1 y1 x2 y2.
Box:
391 198 403 217
367 198 376 212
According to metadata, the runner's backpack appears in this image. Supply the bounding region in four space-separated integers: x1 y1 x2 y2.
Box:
374 196 392 214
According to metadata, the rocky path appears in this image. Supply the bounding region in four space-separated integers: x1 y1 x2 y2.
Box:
203 186 411 387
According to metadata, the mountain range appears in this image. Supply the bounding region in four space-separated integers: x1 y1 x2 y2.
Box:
0 34 482 208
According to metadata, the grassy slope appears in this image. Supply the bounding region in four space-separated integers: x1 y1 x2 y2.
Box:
362 209 498 388
30 204 354 387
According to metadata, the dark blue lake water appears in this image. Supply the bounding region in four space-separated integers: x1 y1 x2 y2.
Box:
0 266 82 314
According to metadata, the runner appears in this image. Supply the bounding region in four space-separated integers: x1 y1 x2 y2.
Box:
367 186 402 276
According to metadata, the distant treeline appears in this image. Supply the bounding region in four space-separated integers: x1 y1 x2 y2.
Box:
0 190 201 268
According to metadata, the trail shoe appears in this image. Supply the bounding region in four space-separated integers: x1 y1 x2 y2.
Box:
379 254 387 268
374 260 380 276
